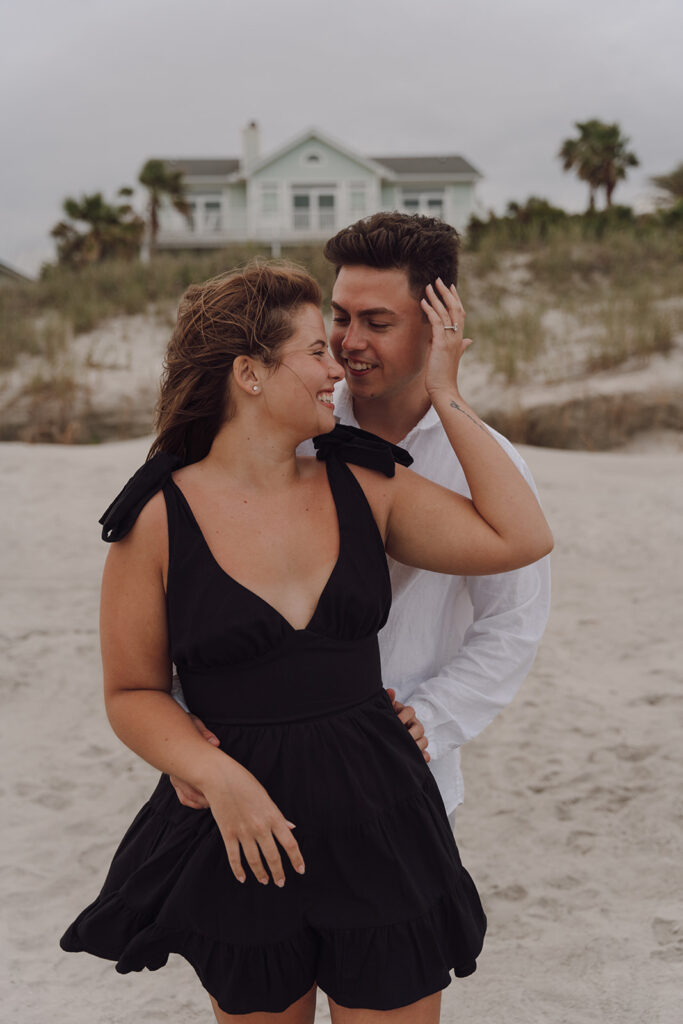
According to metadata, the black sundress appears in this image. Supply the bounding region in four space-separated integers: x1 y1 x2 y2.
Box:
60 425 486 1014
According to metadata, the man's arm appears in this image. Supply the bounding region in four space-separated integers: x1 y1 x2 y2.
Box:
408 552 550 760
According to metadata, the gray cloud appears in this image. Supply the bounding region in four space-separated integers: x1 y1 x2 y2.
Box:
2 0 681 273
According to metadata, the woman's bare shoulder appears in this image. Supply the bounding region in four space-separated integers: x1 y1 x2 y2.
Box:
109 489 168 568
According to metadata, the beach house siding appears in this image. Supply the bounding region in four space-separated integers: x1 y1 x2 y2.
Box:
156 160 242 249
247 136 381 243
385 181 477 228
153 129 480 251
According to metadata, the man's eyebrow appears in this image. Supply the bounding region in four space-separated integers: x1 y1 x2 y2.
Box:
330 301 397 317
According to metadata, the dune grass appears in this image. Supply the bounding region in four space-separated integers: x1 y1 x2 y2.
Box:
466 308 548 384
1 225 680 390
460 224 682 382
586 296 676 372
0 244 337 371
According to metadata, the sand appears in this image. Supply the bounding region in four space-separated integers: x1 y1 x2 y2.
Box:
1 436 682 1023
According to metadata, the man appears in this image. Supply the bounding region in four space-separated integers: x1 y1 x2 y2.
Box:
173 212 550 826
320 212 550 824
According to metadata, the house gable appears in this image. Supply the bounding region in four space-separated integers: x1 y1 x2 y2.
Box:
249 129 388 184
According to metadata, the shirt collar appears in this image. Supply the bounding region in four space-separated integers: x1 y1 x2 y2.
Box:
333 380 358 427
334 379 440 442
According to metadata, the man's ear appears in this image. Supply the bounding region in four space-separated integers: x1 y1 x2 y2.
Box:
232 355 261 395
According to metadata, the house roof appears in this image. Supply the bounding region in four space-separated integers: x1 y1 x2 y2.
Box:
153 143 481 182
0 259 34 283
160 158 240 177
373 155 481 178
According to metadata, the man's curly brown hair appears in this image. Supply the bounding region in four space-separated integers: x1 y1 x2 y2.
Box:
324 212 460 299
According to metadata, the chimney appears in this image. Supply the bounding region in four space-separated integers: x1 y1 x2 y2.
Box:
241 120 261 171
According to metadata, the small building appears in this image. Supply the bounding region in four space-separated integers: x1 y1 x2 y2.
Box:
154 124 481 251
0 260 34 285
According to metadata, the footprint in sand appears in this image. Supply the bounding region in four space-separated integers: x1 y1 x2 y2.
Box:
79 742 116 760
651 917 683 962
567 830 596 854
548 874 582 890
611 743 658 762
488 884 528 902
13 779 72 810
554 796 581 821
631 693 683 708
528 895 562 919
33 791 71 810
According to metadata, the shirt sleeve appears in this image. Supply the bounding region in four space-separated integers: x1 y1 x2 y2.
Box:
408 451 551 762
171 671 189 712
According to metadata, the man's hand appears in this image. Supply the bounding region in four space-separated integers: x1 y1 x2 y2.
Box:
169 714 220 809
386 688 430 763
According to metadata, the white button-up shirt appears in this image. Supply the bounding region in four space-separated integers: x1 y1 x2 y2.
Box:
311 382 551 816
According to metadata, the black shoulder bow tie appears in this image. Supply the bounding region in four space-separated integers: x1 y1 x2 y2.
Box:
99 451 182 542
312 424 413 477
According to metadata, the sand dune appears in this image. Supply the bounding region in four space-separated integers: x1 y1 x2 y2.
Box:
1 437 682 1023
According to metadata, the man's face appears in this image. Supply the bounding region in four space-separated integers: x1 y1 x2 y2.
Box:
329 266 432 402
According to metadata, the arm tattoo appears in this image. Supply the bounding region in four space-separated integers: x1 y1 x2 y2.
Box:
450 399 488 434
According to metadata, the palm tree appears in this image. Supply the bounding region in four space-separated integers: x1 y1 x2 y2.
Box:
138 160 191 257
559 120 639 210
594 123 639 208
559 122 603 212
51 189 144 267
650 163 683 206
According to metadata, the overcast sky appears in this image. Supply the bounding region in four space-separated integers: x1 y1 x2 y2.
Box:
2 0 681 275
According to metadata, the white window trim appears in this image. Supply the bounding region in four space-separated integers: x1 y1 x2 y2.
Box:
260 183 280 216
399 187 445 217
290 184 337 231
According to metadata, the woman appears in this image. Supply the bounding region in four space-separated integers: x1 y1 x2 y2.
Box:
60 261 553 1023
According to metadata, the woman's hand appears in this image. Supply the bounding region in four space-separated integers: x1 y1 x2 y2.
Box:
202 759 306 887
421 279 473 398
386 687 430 763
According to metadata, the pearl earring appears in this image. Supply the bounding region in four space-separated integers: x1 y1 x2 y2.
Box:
252 385 259 392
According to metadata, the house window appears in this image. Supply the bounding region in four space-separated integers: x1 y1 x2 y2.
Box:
306 152 321 163
188 195 222 232
318 194 335 229
293 193 310 229
261 187 278 215
400 189 445 219
292 188 336 232
350 186 366 215
203 201 222 231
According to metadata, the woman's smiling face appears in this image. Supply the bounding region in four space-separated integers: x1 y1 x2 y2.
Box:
265 303 344 437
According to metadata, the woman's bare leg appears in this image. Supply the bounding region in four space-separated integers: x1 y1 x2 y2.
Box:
210 984 317 1024
328 990 442 1024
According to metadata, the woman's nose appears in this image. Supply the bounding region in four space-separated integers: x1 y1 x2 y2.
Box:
328 355 344 381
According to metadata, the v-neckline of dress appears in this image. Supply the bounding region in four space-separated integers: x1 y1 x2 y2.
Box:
168 459 343 635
